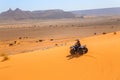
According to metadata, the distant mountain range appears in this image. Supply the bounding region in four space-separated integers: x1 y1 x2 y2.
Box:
71 7 120 16
0 7 120 20
0 8 75 20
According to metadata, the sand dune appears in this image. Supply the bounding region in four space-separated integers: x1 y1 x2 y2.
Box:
0 31 120 80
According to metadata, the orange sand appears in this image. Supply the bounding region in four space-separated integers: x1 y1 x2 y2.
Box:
0 32 120 80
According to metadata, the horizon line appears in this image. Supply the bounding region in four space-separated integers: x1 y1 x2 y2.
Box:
1 6 120 13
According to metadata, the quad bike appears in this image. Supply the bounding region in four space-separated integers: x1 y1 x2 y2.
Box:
70 45 88 55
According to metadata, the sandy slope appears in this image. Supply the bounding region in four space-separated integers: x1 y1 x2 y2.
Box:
1 32 120 80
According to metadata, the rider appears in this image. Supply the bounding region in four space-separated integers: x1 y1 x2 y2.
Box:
74 39 81 51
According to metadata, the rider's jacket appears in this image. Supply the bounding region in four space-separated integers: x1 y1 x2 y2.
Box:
75 41 81 47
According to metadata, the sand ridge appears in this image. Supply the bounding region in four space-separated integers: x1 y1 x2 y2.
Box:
0 31 120 80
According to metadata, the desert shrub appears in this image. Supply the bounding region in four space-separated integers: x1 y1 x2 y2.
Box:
102 32 107 35
72 25 74 27
114 32 117 35
36 40 44 43
94 33 97 35
9 41 17 46
14 41 17 44
39 40 43 42
0 53 9 62
55 44 58 46
9 43 14 46
33 25 36 27
111 26 114 28
50 39 54 41
49 25 52 27
19 37 22 39
26 37 28 39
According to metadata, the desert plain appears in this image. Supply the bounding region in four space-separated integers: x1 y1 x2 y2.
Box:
0 16 120 80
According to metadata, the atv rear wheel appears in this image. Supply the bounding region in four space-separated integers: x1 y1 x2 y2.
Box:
78 48 83 55
70 49 76 55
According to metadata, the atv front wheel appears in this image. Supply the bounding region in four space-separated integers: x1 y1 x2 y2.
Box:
83 48 88 54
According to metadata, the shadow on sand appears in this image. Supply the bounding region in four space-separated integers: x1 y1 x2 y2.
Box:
66 54 83 60
66 54 97 60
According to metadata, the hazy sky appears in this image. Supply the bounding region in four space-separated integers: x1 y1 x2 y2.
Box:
0 0 120 12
